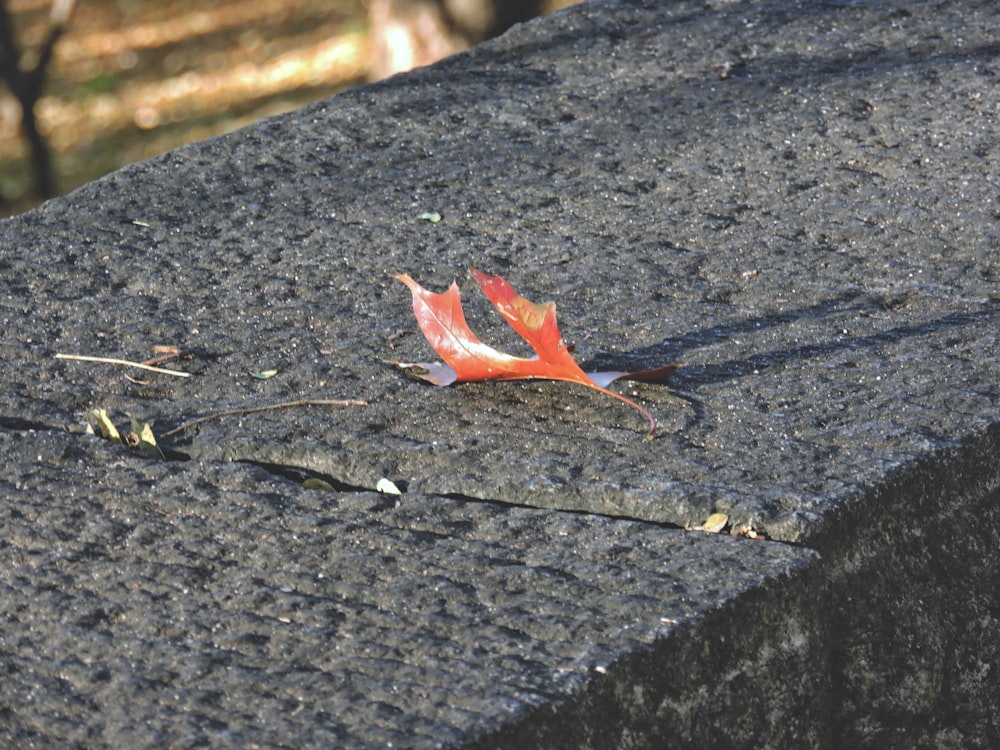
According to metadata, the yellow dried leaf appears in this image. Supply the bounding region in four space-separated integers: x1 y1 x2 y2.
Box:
86 408 121 442
129 415 164 459
700 513 729 533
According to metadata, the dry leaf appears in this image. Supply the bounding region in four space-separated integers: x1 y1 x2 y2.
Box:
129 415 164 459
393 268 679 435
699 513 729 533
376 478 402 495
86 408 121 442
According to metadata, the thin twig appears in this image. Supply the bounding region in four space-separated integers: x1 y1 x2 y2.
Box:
161 398 367 438
56 353 191 377
142 350 191 368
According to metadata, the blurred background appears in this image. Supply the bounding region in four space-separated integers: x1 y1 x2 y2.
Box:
0 0 576 218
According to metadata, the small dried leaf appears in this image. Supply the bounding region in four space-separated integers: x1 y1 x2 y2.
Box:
376 478 402 495
86 408 121 442
418 211 442 223
129 415 164 459
699 513 729 533
251 369 279 380
733 523 766 540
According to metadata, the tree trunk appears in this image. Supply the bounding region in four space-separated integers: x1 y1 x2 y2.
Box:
0 0 76 201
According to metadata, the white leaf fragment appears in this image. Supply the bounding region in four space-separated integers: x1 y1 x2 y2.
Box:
376 478 402 495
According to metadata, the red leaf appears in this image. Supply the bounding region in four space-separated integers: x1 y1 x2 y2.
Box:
392 269 679 436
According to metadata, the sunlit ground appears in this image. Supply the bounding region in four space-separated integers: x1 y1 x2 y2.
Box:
1 0 369 216
1 0 581 217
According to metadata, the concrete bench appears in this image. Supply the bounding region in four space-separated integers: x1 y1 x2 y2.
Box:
2 0 999 746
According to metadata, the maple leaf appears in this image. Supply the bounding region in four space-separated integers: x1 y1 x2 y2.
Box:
392 268 679 436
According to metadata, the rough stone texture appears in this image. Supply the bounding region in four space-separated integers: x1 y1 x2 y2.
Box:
2 0 1000 747
1 431 817 748
4 0 1000 543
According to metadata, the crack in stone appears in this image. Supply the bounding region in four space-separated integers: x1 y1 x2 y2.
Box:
0 416 64 432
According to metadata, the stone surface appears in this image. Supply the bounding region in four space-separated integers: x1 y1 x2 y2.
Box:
0 430 816 748
2 0 1000 746
4 0 1000 543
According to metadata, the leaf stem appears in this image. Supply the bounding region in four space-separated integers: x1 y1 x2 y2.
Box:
583 382 657 438
161 398 367 438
